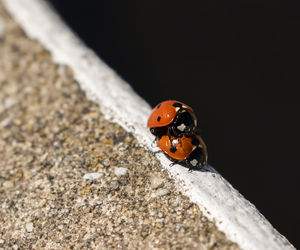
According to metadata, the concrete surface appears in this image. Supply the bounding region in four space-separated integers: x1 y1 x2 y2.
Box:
0 3 239 249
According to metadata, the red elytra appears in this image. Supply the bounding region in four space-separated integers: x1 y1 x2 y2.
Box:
156 134 208 170
156 134 194 160
147 100 195 128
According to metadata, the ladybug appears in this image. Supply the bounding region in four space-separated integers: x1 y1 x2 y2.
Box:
156 133 208 171
147 100 197 141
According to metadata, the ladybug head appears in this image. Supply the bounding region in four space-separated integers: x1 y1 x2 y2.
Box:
150 127 167 137
171 110 197 137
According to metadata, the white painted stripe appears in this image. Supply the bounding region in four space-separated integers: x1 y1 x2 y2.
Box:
2 0 294 249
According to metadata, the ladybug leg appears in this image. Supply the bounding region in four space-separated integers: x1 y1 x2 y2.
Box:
153 150 162 155
185 159 194 172
169 160 179 167
151 137 157 148
167 127 174 146
177 134 184 146
169 162 177 167
169 159 186 167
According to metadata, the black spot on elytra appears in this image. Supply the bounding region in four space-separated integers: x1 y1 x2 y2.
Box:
170 144 177 153
172 102 182 108
157 104 161 109
157 116 161 122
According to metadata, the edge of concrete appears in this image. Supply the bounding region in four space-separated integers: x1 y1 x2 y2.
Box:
2 0 294 249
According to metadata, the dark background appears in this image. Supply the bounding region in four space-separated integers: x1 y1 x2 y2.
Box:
47 0 300 247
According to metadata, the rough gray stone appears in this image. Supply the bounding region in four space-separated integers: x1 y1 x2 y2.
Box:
149 173 164 189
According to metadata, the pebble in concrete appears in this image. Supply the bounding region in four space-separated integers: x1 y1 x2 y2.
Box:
2 181 13 189
25 223 33 233
83 172 103 180
114 167 128 176
149 173 164 189
152 188 171 198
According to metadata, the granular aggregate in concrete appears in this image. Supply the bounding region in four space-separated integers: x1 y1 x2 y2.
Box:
0 3 240 249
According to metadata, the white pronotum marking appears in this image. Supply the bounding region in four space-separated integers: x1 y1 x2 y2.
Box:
190 159 198 166
177 123 186 131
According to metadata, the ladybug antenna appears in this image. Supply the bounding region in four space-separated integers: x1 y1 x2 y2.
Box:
151 138 157 148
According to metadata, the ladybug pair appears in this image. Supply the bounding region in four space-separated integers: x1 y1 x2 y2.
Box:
147 100 207 171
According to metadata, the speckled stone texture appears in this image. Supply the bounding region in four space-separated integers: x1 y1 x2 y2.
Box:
0 3 239 249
